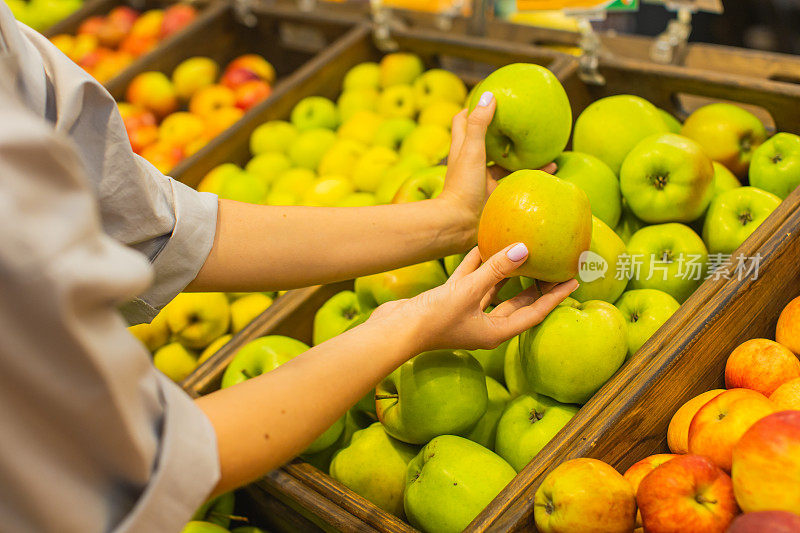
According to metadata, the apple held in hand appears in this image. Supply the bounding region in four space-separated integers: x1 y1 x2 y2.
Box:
688 388 776 472
725 338 800 396
573 94 670 175
727 511 800 533
313 290 363 346
463 377 511 449
702 187 781 255
519 298 628 404
355 260 447 311
330 422 419 517
554 151 621 228
495 393 579 472
404 435 516 533
770 378 800 409
376 350 488 444
573 216 628 304
777 295 800 355
637 454 739 533
667 389 726 454
614 289 680 359
626 223 709 303
534 458 636 533
468 63 570 171
681 102 766 178
732 410 800 515
749 132 800 199
478 169 592 282
620 133 714 223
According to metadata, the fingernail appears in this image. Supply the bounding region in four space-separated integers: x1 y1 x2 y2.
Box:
477 91 494 107
506 243 528 262
568 279 580 292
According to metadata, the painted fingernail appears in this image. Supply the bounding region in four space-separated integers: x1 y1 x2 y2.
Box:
477 91 494 107
506 243 528 262
568 279 580 292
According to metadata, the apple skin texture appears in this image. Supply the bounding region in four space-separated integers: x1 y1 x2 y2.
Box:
614 289 680 358
573 94 670 175
404 435 516 533
749 132 800 199
554 151 621 228
503 336 530 398
468 63 571 171
355 260 447 311
478 169 592 282
702 186 781 255
495 393 579 472
181 521 230 533
376 350 488 445
519 297 628 404
620 133 714 224
727 511 800 533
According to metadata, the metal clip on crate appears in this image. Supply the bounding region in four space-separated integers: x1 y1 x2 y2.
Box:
650 2 694 64
575 11 605 85
234 0 258 28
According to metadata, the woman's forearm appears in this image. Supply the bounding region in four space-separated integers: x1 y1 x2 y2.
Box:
186 198 474 292
195 310 424 496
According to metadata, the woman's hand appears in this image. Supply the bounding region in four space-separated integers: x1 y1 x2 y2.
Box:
369 244 578 353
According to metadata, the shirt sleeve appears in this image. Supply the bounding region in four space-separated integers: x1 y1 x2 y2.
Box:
0 49 220 533
0 4 218 324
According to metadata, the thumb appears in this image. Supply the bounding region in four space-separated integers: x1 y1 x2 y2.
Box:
473 242 529 292
457 91 495 170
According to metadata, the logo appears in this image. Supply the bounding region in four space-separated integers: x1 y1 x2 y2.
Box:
578 250 607 283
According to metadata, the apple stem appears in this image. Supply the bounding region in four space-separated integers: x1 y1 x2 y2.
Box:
502 142 511 159
374 394 398 401
241 369 254 380
209 511 249 522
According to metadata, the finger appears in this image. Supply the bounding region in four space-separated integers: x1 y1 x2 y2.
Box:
448 109 468 159
492 279 579 336
454 91 495 171
481 278 508 309
470 242 529 293
447 247 481 284
539 162 557 175
491 281 559 317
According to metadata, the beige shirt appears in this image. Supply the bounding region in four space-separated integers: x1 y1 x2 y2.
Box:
0 3 220 531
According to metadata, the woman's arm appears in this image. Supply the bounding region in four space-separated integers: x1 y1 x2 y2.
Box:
196 244 578 496
186 95 506 292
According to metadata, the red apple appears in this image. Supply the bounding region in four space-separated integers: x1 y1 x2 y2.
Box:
126 71 178 119
770 378 800 410
160 4 197 39
225 54 275 84
188 84 236 117
140 141 183 174
725 338 800 396
637 454 739 533
234 80 271 111
77 15 104 36
727 511 800 533
130 9 164 39
118 103 156 134
731 410 800 514
220 66 261 90
107 6 138 28
128 124 158 155
667 389 726 454
777 295 800 356
119 34 157 58
688 388 776 472
623 454 678 528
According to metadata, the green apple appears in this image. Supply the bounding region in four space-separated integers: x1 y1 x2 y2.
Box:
302 410 366 473
302 176 355 206
231 528 267 533
353 146 400 192
291 96 339 131
463 377 511 449
317 138 366 177
355 260 447 311
712 161 742 197
165 292 230 349
443 253 465 276
245 152 291 187
250 120 298 155
376 350 488 444
470 339 510 384
495 393 579 472
749 132 800 199
337 192 377 206
271 168 316 198
404 435 516 533
626 223 709 303
264 191 297 206
376 153 428 203
496 276 525 302
554 151 621 228
198 334 232 365
614 199 645 245
344 61 380 91
217 172 268 204
468 63 571 171
337 88 379 122
221 335 310 388
702 186 781 254
304 416 346 454
477 169 592 282
391 165 446 203
198 163 242 195
620 133 714 223
312 290 362 345
377 85 417 119
153 342 198 382
379 53 424 88
413 69 467 108
614 288 680 358
659 108 682 133
399 124 451 165
520 298 628 404
181 521 229 533
330 422 419 517
128 312 169 352
192 492 235 529
573 94 670 175
573 216 628 304
418 100 462 131
288 128 337 170
374 117 417 151
337 110 384 146
504 336 530 398
230 292 272 333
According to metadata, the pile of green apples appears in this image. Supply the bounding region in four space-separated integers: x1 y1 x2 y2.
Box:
196 52 468 207
208 61 800 533
183 490 266 533
129 291 276 383
7 0 83 32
